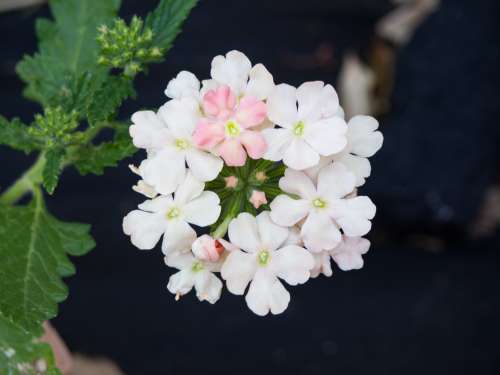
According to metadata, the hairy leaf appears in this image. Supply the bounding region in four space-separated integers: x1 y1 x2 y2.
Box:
0 313 60 375
0 194 95 336
16 0 120 107
73 125 136 175
145 0 198 53
42 148 65 195
0 116 40 154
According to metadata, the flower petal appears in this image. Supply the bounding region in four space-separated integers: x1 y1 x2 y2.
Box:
270 195 310 227
317 162 356 200
303 116 347 156
329 196 376 237
159 97 200 138
194 270 223 304
347 115 384 157
202 85 236 119
245 269 290 316
334 152 371 187
266 83 297 128
279 168 316 199
163 219 197 254
185 148 223 182
271 245 314 285
167 269 195 296
221 249 257 295
173 172 204 206
164 71 200 100
256 211 289 252
123 211 166 250
304 155 335 183
139 149 186 195
283 138 320 170
183 191 221 226
296 81 339 122
138 195 173 213
235 96 267 128
164 251 194 270
262 128 293 161
218 138 247 166
192 119 225 150
331 236 370 271
246 63 274 100
211 50 252 95
301 211 341 252
228 212 260 253
310 251 333 278
239 130 267 159
130 110 168 150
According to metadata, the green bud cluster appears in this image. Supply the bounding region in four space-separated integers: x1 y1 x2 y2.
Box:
30 107 79 148
97 16 163 77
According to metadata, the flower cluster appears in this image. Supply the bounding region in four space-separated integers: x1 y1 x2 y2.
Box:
123 50 383 316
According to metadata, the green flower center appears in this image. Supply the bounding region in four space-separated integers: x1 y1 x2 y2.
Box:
191 261 204 272
293 121 305 136
258 250 271 266
225 120 241 137
175 138 189 150
166 207 180 220
312 198 327 209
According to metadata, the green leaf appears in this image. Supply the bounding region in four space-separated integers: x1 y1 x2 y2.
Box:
73 124 137 176
42 149 65 195
0 116 40 154
145 0 198 53
16 0 121 107
0 193 95 336
0 312 60 375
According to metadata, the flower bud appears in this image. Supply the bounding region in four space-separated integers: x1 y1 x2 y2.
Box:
192 235 224 262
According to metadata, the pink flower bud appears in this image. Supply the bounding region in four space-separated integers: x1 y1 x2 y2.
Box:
192 235 225 262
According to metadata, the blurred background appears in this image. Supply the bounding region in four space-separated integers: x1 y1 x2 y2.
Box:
1 0 499 374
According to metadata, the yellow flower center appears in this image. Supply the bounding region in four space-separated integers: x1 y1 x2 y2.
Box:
225 120 241 137
258 250 271 266
312 198 327 209
175 138 189 150
191 261 204 272
293 121 305 136
166 207 180 220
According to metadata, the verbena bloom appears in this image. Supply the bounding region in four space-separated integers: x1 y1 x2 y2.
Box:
305 115 384 186
270 163 376 252
123 173 221 254
130 103 223 195
221 212 314 316
262 82 348 170
165 251 223 304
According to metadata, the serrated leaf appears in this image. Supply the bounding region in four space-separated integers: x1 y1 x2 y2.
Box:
42 149 65 195
16 0 120 107
0 194 95 336
144 0 198 53
0 312 60 375
73 125 136 176
0 116 40 154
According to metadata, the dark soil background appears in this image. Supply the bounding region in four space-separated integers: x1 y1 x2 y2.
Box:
1 0 500 374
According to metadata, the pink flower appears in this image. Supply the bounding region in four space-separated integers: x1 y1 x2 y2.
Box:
193 85 268 166
249 190 267 209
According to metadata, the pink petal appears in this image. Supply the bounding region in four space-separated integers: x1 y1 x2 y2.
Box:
239 130 267 159
192 119 225 150
218 139 247 166
235 96 267 128
202 85 236 120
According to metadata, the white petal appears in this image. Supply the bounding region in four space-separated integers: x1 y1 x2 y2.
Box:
334 153 371 187
310 251 333 278
163 220 197 254
301 211 341 252
167 269 195 296
164 251 194 270
266 84 297 128
139 149 186 195
347 115 384 157
296 81 339 122
256 211 289 252
138 195 173 213
330 196 376 236
183 191 221 226
303 116 347 156
283 226 303 246
245 269 290 316
331 236 370 271
173 172 204 206
262 128 293 162
200 79 219 97
228 213 261 253
194 271 223 304
210 50 252 95
164 71 200 100
130 110 167 150
283 138 320 170
279 168 316 199
245 63 274 100
158 97 200 138
270 195 310 227
185 148 223 182
221 249 257 295
123 210 165 250
317 162 356 200
271 245 314 285
304 155 335 183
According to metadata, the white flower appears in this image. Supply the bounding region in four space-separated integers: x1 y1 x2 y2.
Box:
221 212 314 316
310 251 333 278
305 115 383 186
270 163 376 252
128 164 158 198
164 71 201 101
262 82 348 170
130 102 223 195
165 251 223 304
123 173 221 254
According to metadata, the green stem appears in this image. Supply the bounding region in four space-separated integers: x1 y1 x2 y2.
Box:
211 215 233 239
0 153 46 206
210 191 245 239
